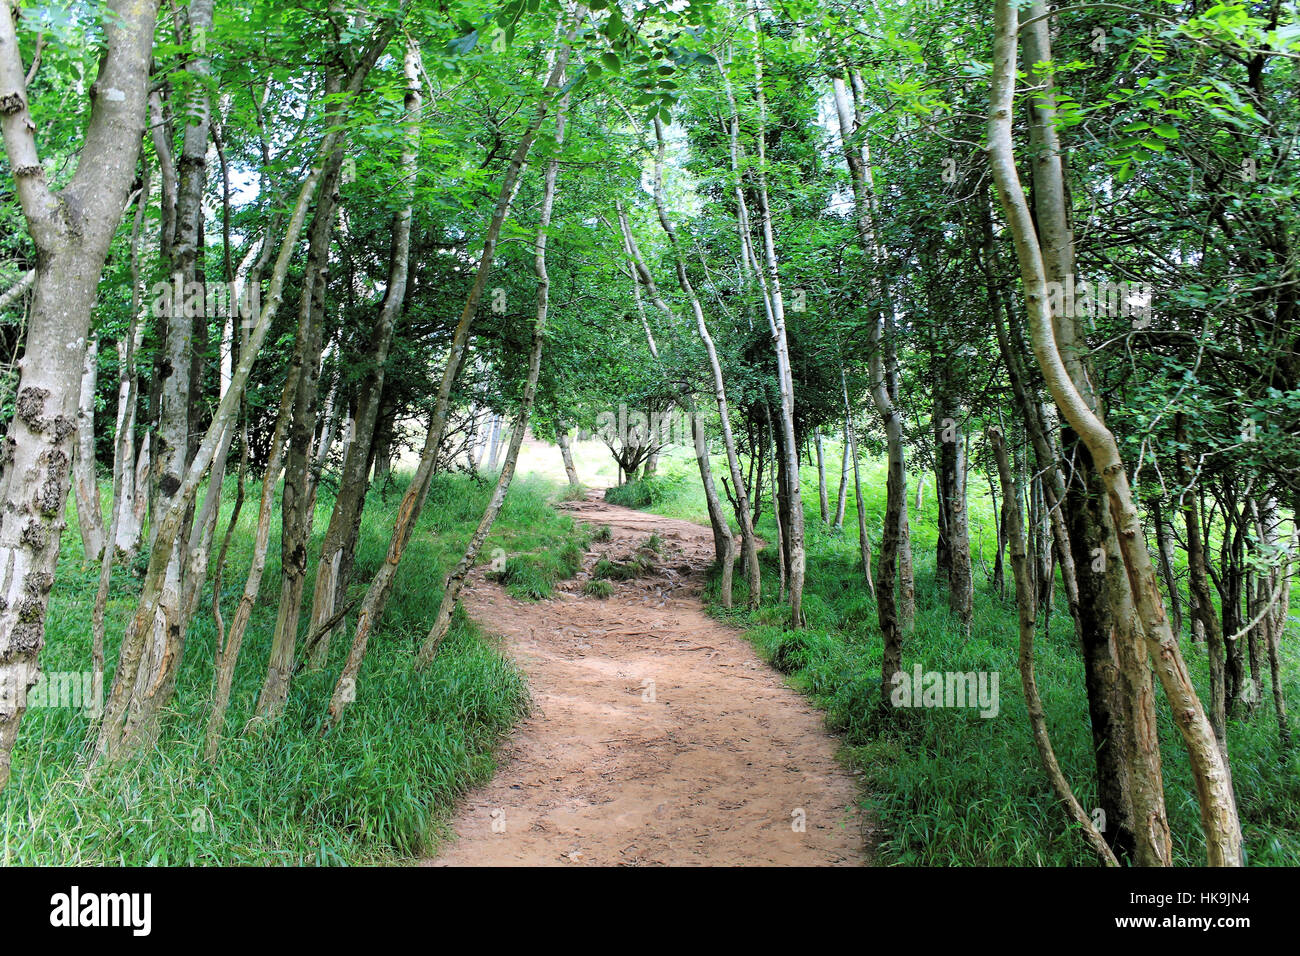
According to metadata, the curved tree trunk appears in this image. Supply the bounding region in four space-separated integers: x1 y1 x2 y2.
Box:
617 191 756 607
97 10 406 760
991 426 1118 866
253 83 350 719
989 0 1241 865
419 82 568 663
304 41 423 672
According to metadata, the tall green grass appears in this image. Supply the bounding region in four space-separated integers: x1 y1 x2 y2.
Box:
2 472 582 865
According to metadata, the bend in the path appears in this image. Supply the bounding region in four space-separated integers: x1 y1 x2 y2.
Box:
426 490 871 866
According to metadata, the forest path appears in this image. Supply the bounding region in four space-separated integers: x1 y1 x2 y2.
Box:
425 491 870 866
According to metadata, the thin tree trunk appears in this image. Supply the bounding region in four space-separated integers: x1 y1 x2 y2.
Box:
1152 497 1183 637
0 268 34 313
124 0 218 745
557 426 580 487
831 74 911 691
834 417 849 530
992 426 1118 866
815 431 829 524
633 120 760 605
420 81 569 663
73 333 105 561
744 6 804 625
1179 415 1228 748
91 177 151 724
940 407 974 635
254 76 350 719
97 11 406 760
203 412 289 759
485 415 502 471
304 40 423 671
614 205 734 601
768 413 787 603
848 418 875 597
325 20 579 727
998 5 1172 866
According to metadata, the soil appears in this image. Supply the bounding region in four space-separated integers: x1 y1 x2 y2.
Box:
425 491 871 866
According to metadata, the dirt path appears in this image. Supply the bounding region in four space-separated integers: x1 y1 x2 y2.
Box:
425 493 870 866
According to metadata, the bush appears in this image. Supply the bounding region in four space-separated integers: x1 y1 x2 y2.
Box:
603 473 683 509
492 540 585 601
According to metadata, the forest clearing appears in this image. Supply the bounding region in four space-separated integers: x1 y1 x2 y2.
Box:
0 0 1297 906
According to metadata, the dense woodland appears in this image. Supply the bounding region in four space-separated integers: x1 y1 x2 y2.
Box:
0 0 1297 866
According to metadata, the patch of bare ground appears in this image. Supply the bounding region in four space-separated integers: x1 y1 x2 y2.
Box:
425 491 872 866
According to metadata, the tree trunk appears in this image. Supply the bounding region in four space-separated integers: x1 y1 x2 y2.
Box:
484 414 502 471
92 177 151 725
97 10 406 761
991 426 1118 866
619 176 760 607
305 41 423 672
744 8 805 626
1152 497 1183 637
254 57 356 718
989 0 1241 864
1178 415 1228 747
557 426 580 487
830 75 910 700
815 431 829 524
847 412 875 596
124 0 218 746
73 333 105 562
834 417 849 530
419 81 569 663
203 409 290 759
615 206 734 601
0 0 161 791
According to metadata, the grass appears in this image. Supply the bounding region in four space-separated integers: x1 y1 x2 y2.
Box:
493 538 584 601
604 473 689 511
593 553 655 581
583 579 615 599
2 471 584 865
636 446 1300 866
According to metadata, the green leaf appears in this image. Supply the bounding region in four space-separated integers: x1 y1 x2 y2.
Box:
445 29 478 56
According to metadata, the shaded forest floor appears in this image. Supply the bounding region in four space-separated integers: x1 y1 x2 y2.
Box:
427 491 869 866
